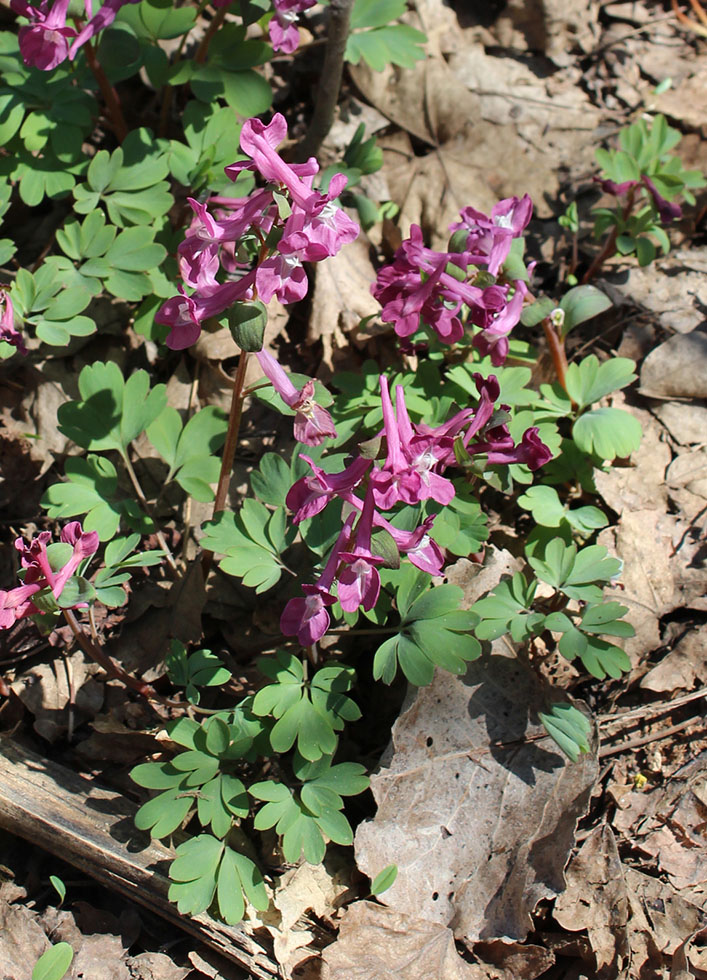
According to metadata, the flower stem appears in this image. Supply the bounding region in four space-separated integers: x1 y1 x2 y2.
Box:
582 186 637 284
202 348 250 575
82 39 128 143
195 4 228 64
63 608 182 707
297 0 355 160
541 316 570 393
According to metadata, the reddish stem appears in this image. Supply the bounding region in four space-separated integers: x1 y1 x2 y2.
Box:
63 609 182 707
541 316 570 393
582 186 637 285
83 39 128 143
195 5 228 63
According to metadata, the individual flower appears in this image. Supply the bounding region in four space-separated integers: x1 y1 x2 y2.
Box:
287 455 372 523
0 584 40 629
16 520 99 601
255 349 337 446
0 291 27 355
280 518 353 645
641 175 682 225
336 489 383 613
269 0 316 54
11 0 76 70
11 0 139 70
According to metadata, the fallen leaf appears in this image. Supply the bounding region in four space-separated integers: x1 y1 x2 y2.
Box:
307 235 381 363
640 332 707 400
321 901 482 979
655 402 707 447
0 900 49 979
641 625 707 694
124 951 190 980
10 652 104 743
597 509 677 667
625 867 705 958
593 396 671 515
470 939 555 979
354 642 598 943
553 825 630 977
188 946 251 978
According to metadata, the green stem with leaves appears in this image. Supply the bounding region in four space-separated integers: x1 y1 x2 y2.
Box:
582 186 637 284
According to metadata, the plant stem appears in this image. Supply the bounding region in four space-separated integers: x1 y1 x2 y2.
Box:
297 0 355 160
63 608 183 707
82 39 128 143
201 348 250 575
541 316 570 393
195 4 228 64
582 186 637 284
122 452 179 572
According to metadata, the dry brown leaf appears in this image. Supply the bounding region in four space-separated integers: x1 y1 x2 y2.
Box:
494 0 600 65
307 235 381 363
553 825 629 978
594 397 671 515
124 951 190 980
321 901 483 980
354 641 598 944
597 509 677 667
604 248 707 337
625 868 705 958
640 333 707 400
641 625 707 694
349 58 482 148
256 860 352 978
0 900 49 979
655 403 707 448
10 651 104 743
188 946 250 979
470 939 555 980
654 63 707 134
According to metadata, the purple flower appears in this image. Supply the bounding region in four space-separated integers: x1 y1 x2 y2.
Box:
0 584 40 629
11 0 139 70
157 273 258 350
16 520 99 602
11 0 76 70
269 0 316 54
0 291 27 355
255 349 337 446
287 455 371 523
280 517 352 645
450 194 532 276
641 175 682 226
337 489 383 612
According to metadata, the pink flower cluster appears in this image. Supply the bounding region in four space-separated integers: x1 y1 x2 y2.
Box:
280 374 551 646
0 291 27 355
594 175 682 226
11 0 139 71
372 196 533 365
0 522 99 630
156 113 359 351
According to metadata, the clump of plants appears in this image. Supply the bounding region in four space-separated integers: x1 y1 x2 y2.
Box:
0 0 702 932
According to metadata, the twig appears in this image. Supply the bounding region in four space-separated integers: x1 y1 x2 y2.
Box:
598 685 707 729
582 186 637 284
201 349 250 576
297 0 355 160
195 4 228 63
598 716 700 758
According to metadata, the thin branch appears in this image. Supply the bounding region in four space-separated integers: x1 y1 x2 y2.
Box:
297 0 355 160
82 38 129 143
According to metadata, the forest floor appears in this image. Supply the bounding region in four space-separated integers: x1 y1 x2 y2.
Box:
0 0 706 978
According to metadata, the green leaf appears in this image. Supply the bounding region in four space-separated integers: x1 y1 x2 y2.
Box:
134 787 194 838
370 863 398 895
346 23 427 71
539 703 591 763
472 572 539 642
572 407 642 461
58 362 167 456
205 717 231 756
49 875 66 905
564 355 637 410
169 835 223 916
559 285 612 337
579 637 631 680
580 601 635 637
32 943 74 980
